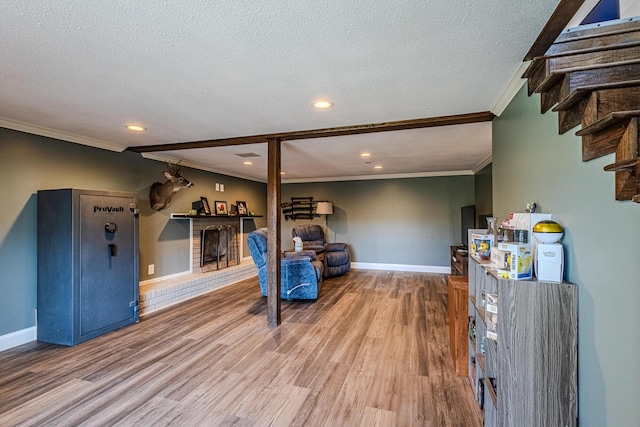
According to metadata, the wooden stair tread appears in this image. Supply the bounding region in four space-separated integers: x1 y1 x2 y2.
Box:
535 73 564 94
551 57 640 77
522 58 544 79
528 47 640 95
543 40 640 60
604 158 639 172
553 79 640 112
534 58 640 94
577 110 640 136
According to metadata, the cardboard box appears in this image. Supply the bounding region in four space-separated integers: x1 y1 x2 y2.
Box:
485 292 498 340
496 242 532 280
502 213 552 243
535 243 564 282
470 233 494 260
490 247 510 269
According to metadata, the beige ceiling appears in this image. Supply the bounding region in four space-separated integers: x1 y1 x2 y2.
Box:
0 1 570 182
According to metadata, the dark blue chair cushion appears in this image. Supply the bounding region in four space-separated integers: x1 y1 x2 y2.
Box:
248 228 322 300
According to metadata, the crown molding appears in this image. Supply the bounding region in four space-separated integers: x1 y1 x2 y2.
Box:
0 117 125 152
282 170 475 184
140 153 268 183
473 155 493 174
492 61 530 117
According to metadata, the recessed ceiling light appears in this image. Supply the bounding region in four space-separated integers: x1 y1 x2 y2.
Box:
243 161 253 165
374 165 383 170
312 100 334 109
361 153 371 158
126 124 146 132
280 171 286 175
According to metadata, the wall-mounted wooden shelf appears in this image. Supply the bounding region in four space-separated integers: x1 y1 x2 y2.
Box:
171 213 262 219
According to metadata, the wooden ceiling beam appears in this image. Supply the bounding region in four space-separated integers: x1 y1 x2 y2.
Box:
524 0 586 61
126 111 495 153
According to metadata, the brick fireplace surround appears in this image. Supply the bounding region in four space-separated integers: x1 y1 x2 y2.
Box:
139 215 260 316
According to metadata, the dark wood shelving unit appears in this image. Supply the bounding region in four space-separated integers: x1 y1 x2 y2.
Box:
450 245 469 276
281 196 319 221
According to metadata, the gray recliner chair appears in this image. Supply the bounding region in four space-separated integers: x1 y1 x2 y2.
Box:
292 224 351 278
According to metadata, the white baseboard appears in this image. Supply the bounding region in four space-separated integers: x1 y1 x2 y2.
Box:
139 270 191 287
351 262 451 274
0 326 37 352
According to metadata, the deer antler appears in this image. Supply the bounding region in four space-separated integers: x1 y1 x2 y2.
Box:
166 161 183 176
150 160 193 211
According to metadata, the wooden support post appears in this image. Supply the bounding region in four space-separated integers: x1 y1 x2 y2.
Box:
266 137 282 327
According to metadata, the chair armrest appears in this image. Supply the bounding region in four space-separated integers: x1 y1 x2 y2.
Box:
302 241 326 253
281 256 311 265
283 250 317 261
325 242 348 252
281 256 321 288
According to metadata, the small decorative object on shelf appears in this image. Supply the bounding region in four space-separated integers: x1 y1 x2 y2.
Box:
495 242 533 280
214 201 227 215
525 202 537 213
236 201 248 215
470 233 494 260
477 379 484 409
533 220 565 282
486 216 499 241
486 293 498 341
468 316 476 340
200 197 211 215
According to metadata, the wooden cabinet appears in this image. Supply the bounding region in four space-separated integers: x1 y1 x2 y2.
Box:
468 256 578 427
450 245 468 276
448 275 469 376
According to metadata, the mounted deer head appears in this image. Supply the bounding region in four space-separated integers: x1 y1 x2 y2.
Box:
149 161 194 211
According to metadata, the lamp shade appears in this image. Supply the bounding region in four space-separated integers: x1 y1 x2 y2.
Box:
316 201 333 215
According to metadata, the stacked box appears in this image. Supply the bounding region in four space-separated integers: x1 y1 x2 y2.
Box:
486 293 498 341
496 242 533 280
470 233 494 260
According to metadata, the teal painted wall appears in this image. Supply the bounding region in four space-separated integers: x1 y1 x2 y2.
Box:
281 176 475 266
493 86 640 426
0 128 266 336
475 163 492 222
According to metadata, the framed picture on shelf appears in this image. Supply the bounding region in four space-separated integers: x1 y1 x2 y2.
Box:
236 201 248 215
215 201 228 215
200 197 211 215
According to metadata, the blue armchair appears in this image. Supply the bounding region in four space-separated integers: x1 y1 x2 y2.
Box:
247 228 323 300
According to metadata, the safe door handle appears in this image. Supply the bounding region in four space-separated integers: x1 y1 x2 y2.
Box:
109 244 116 256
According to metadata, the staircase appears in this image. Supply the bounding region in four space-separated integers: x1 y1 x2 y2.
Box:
523 17 640 202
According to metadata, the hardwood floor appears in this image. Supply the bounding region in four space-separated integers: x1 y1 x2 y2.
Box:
0 270 481 426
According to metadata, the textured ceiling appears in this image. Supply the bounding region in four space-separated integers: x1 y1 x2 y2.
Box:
0 1 564 182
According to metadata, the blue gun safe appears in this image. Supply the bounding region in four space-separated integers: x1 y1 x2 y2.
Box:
37 189 140 345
